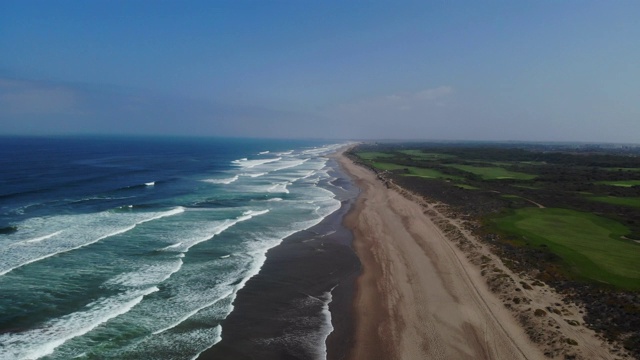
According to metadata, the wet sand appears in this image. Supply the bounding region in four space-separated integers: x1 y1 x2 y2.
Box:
198 159 360 360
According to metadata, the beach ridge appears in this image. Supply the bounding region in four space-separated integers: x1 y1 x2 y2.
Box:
337 150 626 360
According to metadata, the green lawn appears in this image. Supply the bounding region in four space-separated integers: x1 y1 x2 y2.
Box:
446 164 537 180
493 208 640 290
588 196 640 208
511 184 541 190
596 180 640 187
398 150 456 159
355 151 395 161
370 162 459 180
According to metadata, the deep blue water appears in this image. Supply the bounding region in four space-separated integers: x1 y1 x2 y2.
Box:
0 136 347 360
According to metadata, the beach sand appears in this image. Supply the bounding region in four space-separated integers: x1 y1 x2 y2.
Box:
198 159 360 360
199 150 624 360
338 150 629 360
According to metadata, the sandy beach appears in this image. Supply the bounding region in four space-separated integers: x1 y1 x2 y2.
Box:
198 158 360 360
337 151 623 360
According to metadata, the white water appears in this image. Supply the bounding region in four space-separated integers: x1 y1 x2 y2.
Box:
231 157 281 168
0 141 350 360
0 287 159 360
0 207 185 276
318 287 337 360
202 175 239 184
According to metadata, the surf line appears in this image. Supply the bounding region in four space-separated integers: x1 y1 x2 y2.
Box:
0 207 185 277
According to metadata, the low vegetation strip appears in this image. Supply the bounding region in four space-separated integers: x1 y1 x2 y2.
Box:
398 149 456 159
355 151 395 160
371 162 451 179
596 180 640 187
588 196 640 208
493 208 640 290
446 164 537 180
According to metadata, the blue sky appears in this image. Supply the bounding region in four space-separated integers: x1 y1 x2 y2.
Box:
1 1 639 142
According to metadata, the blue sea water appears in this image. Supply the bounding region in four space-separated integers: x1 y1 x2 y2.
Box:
0 136 348 360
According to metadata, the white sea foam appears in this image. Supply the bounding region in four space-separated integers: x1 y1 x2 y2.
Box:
231 157 281 168
258 151 270 155
301 144 342 157
145 181 155 186
242 172 267 178
202 175 239 184
139 162 340 359
0 286 158 360
270 158 309 172
160 242 183 250
318 287 337 360
301 170 316 180
105 259 183 288
18 230 63 244
267 182 290 194
1 141 351 360
276 150 293 156
0 207 185 277
152 290 233 335
189 325 222 360
161 209 269 253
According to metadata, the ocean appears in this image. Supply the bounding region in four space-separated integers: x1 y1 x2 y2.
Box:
0 136 351 360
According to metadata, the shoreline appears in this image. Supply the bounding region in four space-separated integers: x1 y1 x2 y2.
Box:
198 156 360 360
338 151 628 360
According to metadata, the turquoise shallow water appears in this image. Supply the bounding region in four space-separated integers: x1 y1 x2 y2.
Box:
0 136 347 360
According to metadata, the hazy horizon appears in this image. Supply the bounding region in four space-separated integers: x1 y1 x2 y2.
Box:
2 1 639 143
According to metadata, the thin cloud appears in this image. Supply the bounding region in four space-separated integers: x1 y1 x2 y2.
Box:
414 86 454 101
0 78 81 115
337 86 454 114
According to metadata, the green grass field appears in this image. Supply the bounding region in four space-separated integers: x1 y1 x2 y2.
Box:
596 180 640 187
355 151 395 161
493 208 640 290
588 196 640 208
398 150 456 159
371 162 452 179
446 164 537 180
511 184 541 190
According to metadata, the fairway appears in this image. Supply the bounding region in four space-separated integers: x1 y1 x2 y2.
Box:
447 164 537 180
369 162 457 180
355 151 395 160
596 180 640 187
399 150 456 159
493 208 640 290
588 196 640 208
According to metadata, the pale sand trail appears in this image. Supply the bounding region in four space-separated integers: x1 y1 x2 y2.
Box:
338 153 546 360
